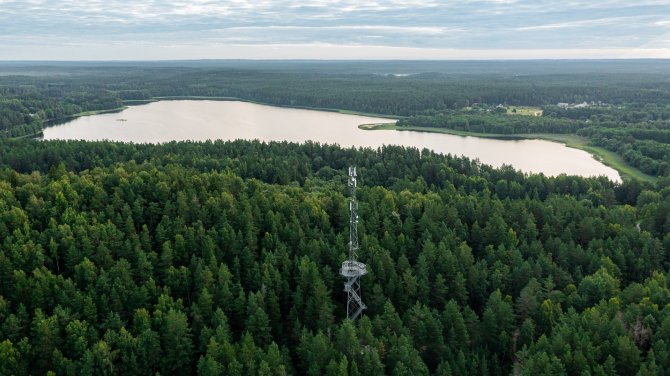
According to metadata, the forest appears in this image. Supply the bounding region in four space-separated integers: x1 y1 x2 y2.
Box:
1 138 670 375
0 60 669 131
2 61 670 375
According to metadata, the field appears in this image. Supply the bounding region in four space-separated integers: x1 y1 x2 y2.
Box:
506 106 543 116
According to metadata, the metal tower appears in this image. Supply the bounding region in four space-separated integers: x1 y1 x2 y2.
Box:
341 166 367 321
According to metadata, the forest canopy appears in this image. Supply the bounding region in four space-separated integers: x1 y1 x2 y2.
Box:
1 139 670 375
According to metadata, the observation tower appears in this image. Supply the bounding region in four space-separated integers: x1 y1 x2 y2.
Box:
340 166 367 321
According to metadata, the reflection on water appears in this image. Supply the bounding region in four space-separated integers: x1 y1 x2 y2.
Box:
42 100 620 181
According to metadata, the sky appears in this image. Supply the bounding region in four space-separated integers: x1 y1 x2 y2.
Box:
0 0 669 60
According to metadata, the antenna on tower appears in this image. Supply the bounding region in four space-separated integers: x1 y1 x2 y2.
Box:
341 166 367 321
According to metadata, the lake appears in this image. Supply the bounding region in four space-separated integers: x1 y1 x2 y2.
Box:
42 100 621 181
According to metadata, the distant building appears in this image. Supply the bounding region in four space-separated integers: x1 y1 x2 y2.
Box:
557 102 590 109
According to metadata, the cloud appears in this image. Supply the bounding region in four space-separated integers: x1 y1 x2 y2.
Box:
215 25 465 35
0 0 668 59
515 16 651 31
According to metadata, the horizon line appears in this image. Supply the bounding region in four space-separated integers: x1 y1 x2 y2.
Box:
2 57 670 63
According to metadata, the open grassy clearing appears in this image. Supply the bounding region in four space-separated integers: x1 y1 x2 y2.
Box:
506 106 543 116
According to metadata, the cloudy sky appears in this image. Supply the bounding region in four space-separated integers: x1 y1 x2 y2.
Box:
1 0 669 60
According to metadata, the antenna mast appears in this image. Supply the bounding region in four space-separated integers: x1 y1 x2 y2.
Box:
341 166 367 321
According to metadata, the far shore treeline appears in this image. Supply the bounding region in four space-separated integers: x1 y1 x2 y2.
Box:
2 61 670 181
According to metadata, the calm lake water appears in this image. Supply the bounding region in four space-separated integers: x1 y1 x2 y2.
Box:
43 100 621 181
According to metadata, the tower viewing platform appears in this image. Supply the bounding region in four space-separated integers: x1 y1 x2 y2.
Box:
340 260 367 279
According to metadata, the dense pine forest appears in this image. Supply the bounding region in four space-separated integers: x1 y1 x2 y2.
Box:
0 139 669 375
2 61 670 375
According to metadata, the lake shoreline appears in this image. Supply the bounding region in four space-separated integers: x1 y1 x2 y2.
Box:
124 96 404 120
40 99 622 181
52 99 641 184
28 98 397 141
360 123 655 183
